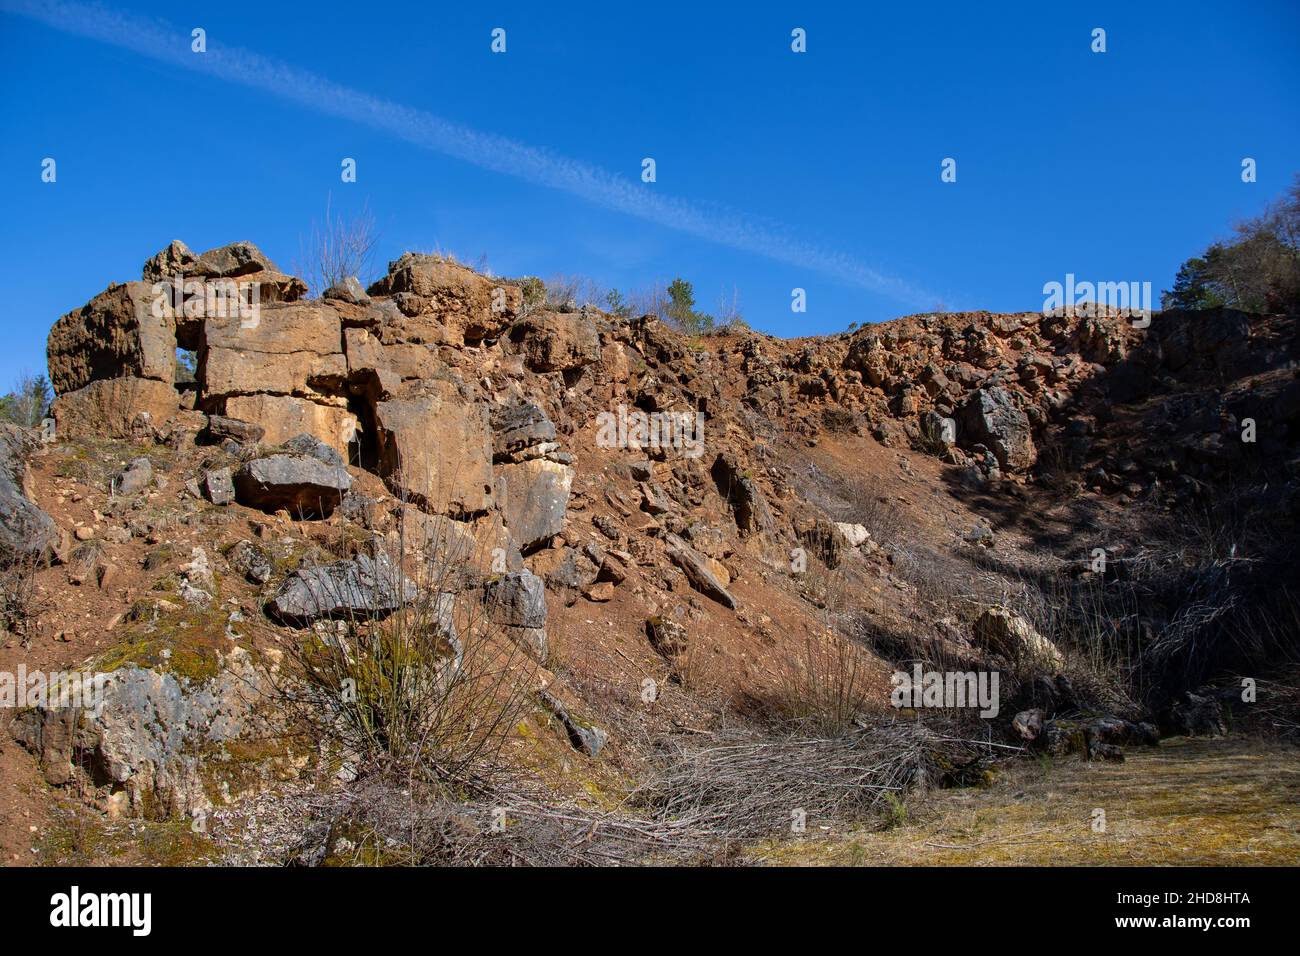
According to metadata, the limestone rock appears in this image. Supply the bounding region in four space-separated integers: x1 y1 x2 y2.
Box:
200 303 346 402
0 422 58 564
233 453 352 518
374 384 494 516
266 553 416 625
972 607 1063 669
497 458 573 551
961 387 1036 472
223 394 357 458
516 311 600 372
51 377 180 440
115 457 153 496
47 281 177 393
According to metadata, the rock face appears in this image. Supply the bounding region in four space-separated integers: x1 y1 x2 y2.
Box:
366 253 520 346
201 303 347 404
0 422 58 563
498 459 573 552
233 454 352 518
266 553 417 625
10 653 265 819
52 376 180 440
47 282 177 393
223 395 356 458
961 387 1035 471
374 384 494 516
517 312 600 372
972 607 1063 669
115 457 153 496
667 535 738 609
484 570 549 662
711 453 776 542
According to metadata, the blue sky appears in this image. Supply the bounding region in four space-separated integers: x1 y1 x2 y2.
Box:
1 0 1298 390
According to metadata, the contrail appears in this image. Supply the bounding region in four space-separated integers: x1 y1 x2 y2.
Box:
4 0 934 305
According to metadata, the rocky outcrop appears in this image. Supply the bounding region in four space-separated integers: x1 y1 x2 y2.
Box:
200 303 347 404
374 383 494 516
484 570 549 662
0 422 58 563
517 311 601 372
11 652 266 819
48 282 177 394
961 387 1036 471
365 253 520 346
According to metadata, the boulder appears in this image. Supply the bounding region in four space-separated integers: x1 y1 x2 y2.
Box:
266 553 416 625
324 276 369 304
366 254 519 345
200 303 346 402
233 454 352 518
281 433 345 467
51 377 180 440
835 522 871 547
10 653 265 819
0 422 58 564
484 570 547 629
961 387 1036 471
222 394 357 458
666 536 738 609
497 458 573 551
491 402 557 462
374 384 494 516
201 467 235 506
972 607 1064 669
204 414 265 445
343 327 438 386
114 457 153 496
47 282 177 393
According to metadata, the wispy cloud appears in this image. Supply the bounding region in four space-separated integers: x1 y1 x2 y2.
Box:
3 0 933 304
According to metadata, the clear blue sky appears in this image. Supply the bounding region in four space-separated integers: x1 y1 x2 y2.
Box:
1 0 1297 390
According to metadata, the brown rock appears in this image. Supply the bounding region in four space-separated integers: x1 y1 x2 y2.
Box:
518 311 600 372
366 253 520 345
374 383 493 516
51 377 180 440
222 394 357 458
201 303 346 402
497 458 573 551
47 282 177 393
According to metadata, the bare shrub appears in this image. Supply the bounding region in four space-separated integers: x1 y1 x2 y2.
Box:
634 721 1010 843
775 629 878 735
276 501 537 786
296 195 378 296
0 545 46 648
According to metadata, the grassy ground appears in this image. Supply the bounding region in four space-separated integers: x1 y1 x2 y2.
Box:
752 736 1300 866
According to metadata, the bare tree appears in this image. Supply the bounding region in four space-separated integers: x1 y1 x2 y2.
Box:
296 195 378 297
